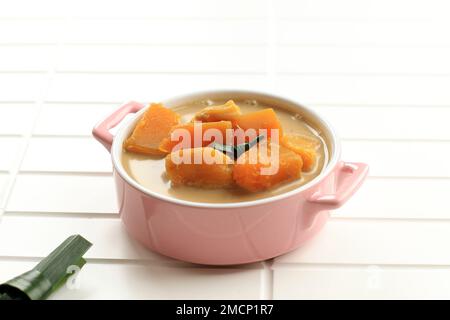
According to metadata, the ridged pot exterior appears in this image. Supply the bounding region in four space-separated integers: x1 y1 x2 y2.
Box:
114 165 337 265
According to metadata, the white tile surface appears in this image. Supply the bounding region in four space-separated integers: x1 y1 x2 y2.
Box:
48 73 450 106
276 0 449 19
7 174 117 214
0 173 10 208
314 106 450 140
54 263 262 300
0 19 63 44
68 0 267 19
1 0 450 300
0 1 67 18
64 19 267 45
0 74 47 102
0 137 26 171
4 215 450 268
0 45 54 72
0 260 263 300
334 178 450 219
0 216 167 261
21 137 112 173
272 265 450 300
46 73 270 103
57 45 266 73
278 47 450 74
342 141 450 178
275 75 450 106
274 219 450 265
0 0 266 18
0 104 36 135
34 103 117 136
278 20 450 46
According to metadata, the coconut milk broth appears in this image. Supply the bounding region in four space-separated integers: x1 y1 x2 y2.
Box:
121 99 329 203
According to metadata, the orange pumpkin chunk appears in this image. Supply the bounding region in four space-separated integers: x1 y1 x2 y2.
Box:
193 100 241 122
165 147 234 188
159 121 232 153
233 108 283 138
233 143 303 192
124 103 180 156
281 134 320 171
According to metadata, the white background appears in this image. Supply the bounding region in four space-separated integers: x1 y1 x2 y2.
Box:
0 0 450 299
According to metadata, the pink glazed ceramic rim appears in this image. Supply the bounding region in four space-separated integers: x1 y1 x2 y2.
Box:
110 90 341 209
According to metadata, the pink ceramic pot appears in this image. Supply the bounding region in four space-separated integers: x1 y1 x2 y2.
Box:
93 91 368 265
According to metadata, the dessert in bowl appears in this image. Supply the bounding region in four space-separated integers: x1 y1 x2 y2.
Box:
93 90 368 265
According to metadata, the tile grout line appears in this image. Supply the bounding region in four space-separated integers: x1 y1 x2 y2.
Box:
5 209 450 223
16 170 112 176
272 261 450 270
0 254 264 271
0 106 43 213
8 254 450 271
0 18 68 216
3 211 119 219
260 260 274 300
0 106 41 213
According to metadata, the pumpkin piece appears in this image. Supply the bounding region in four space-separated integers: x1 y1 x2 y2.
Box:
281 134 320 171
193 100 241 122
124 103 180 156
233 143 303 192
233 108 283 138
159 121 232 153
165 147 234 188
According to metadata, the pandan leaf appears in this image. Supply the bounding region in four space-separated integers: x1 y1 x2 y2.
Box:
210 134 265 160
208 142 235 158
0 235 92 300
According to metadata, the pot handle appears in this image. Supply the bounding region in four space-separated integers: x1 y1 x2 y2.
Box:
308 161 369 210
92 101 144 152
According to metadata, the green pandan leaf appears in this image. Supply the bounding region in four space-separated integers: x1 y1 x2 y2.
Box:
0 235 92 300
210 134 265 160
